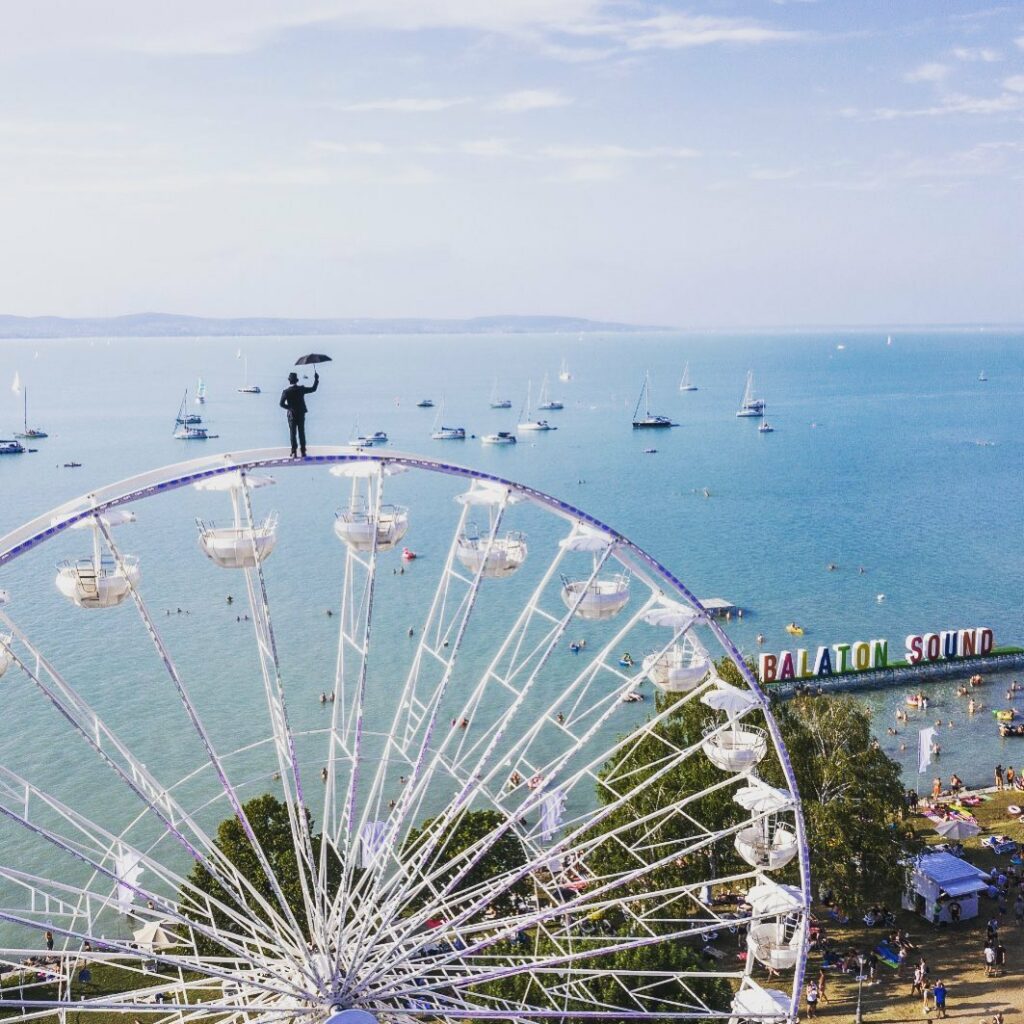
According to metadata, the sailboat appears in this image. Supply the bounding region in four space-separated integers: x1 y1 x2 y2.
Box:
489 379 512 409
431 399 466 440
736 370 765 418
558 357 572 383
631 372 676 429
11 373 48 439
518 382 556 431
195 378 207 404
173 391 216 439
536 373 564 411
978 370 988 382
237 351 261 394
678 362 698 392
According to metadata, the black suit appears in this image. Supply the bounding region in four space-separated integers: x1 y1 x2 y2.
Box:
279 376 319 456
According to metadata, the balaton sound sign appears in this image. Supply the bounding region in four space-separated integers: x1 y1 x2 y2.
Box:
758 627 994 683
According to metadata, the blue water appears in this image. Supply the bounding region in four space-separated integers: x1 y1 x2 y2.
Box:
0 330 1020 919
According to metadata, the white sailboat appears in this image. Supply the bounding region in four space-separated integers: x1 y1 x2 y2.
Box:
558 357 572 383
237 350 261 394
736 370 765 418
173 391 216 439
536 373 564 411
678 362 698 392
195 378 207 404
631 372 676 429
518 382 555 432
11 373 48 439
431 399 466 440
489 379 512 409
978 370 988 382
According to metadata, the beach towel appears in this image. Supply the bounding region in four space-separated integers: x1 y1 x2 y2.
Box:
875 943 900 969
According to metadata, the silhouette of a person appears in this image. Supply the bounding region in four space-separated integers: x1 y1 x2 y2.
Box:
279 371 319 457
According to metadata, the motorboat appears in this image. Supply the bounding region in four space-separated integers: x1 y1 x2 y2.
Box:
349 429 388 447
536 374 564 411
0 439 26 455
176 412 203 425
518 382 556 431
558 358 572 383
416 399 435 408
11 374 47 439
481 431 517 445
489 379 512 409
736 370 765 417
678 362 698 391
631 371 676 428
237 352 261 394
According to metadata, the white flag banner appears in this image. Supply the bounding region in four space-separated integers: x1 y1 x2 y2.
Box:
919 726 936 774
539 788 567 843
114 850 144 914
10 372 20 395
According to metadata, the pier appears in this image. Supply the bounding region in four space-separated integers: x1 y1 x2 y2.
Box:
769 650 1024 699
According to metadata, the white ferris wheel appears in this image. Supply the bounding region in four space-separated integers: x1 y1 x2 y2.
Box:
0 447 809 1024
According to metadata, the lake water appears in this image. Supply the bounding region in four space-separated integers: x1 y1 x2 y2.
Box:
0 329 1021 923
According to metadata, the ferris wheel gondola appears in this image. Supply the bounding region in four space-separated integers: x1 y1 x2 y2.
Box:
0 447 809 1024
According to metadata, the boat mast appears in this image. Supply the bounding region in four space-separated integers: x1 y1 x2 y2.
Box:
23 387 27 434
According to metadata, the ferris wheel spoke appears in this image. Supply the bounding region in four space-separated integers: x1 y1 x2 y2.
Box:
95 518 327 970
0 609 312 958
0 781 311 983
237 475 328 962
359 531 612 942
329 495 502 967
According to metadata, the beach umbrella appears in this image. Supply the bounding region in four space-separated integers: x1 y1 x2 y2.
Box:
132 920 183 950
934 819 980 841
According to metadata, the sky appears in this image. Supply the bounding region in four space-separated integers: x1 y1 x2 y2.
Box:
0 1 1021 327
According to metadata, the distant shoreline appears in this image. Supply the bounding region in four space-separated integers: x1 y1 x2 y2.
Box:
0 313 665 340
0 313 1020 340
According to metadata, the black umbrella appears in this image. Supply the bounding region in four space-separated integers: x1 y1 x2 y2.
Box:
295 353 333 366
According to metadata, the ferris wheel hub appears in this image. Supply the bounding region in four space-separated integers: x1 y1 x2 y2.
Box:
326 1008 378 1024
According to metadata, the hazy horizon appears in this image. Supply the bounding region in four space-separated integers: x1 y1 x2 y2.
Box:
1 2 1021 327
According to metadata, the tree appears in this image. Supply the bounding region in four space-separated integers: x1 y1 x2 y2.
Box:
180 793 338 955
403 808 530 916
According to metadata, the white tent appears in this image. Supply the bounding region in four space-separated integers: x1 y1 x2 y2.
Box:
906 851 989 924
132 920 184 950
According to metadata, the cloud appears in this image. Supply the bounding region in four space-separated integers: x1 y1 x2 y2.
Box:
1004 75 1024 93
312 141 389 155
861 91 1024 120
951 47 1001 62
613 13 809 51
904 63 949 84
336 97 471 113
552 162 621 182
489 89 573 112
749 167 802 181
458 139 514 157
540 144 698 160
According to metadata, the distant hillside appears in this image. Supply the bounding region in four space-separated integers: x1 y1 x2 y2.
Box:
0 313 664 339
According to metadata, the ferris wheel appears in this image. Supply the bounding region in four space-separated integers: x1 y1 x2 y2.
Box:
0 447 809 1024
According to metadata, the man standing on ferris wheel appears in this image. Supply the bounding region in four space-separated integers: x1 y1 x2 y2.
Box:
279 370 319 458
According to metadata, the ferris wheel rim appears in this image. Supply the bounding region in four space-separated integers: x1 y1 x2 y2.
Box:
0 445 811 1022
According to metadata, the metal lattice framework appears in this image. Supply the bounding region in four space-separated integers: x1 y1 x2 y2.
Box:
0 447 810 1024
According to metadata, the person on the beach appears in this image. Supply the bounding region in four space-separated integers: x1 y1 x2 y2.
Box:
995 764 1004 790
279 370 319 458
1007 765 1016 787
932 979 947 1018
